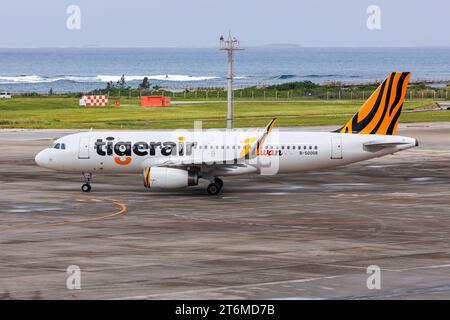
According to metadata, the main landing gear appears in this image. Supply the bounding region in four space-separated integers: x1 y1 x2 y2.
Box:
81 172 92 192
207 177 223 195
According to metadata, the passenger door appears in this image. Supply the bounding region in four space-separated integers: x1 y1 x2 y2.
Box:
78 137 90 159
331 136 343 159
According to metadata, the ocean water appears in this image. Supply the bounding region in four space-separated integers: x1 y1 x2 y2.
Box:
0 47 449 93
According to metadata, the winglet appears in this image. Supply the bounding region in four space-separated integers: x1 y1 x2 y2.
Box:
244 118 277 159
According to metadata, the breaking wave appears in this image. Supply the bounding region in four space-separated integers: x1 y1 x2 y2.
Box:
303 74 361 78
272 74 297 80
0 75 54 84
97 74 220 82
0 74 220 84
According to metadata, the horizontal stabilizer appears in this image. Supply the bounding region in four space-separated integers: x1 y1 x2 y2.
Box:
363 140 417 152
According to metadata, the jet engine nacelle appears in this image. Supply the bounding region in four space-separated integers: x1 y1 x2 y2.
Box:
143 167 198 189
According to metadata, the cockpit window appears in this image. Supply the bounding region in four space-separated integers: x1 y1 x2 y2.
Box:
48 143 66 150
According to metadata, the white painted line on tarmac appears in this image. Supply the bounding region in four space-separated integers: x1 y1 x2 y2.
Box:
112 274 344 300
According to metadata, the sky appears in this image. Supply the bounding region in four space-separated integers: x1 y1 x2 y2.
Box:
1 0 449 48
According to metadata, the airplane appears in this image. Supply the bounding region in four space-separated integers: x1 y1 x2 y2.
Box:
35 72 418 195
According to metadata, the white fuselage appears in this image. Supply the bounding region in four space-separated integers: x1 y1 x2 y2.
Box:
35 130 418 177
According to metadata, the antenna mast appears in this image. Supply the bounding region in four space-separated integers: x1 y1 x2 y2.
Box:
220 33 244 129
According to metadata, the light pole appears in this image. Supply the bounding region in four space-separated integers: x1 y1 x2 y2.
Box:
220 34 243 129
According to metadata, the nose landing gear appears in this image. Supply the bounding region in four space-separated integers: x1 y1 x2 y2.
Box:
81 172 92 192
207 177 223 195
81 183 91 192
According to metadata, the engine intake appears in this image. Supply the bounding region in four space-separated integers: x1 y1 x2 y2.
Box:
143 167 198 189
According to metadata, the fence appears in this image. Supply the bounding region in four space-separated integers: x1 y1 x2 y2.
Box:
95 89 450 100
113 89 447 100
8 88 450 101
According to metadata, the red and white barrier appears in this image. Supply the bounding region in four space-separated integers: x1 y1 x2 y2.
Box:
80 95 108 107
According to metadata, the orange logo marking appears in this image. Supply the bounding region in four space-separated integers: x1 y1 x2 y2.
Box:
114 157 132 165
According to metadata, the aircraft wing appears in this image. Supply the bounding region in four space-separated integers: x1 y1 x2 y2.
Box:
142 118 277 169
145 155 240 167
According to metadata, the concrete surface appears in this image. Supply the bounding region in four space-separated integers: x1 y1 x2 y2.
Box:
0 122 450 299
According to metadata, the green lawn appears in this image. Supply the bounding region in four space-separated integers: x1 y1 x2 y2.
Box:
0 97 446 129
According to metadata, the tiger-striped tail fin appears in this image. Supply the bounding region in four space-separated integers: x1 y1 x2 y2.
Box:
335 72 410 135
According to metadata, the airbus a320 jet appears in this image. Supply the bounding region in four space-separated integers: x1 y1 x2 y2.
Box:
35 72 417 195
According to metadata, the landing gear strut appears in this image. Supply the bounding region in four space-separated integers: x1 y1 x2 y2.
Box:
214 177 223 190
81 172 92 192
207 177 223 195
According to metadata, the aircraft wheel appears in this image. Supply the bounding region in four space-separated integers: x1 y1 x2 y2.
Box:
207 183 221 195
214 178 223 190
81 183 91 193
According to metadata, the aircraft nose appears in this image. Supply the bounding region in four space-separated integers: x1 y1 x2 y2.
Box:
35 150 48 167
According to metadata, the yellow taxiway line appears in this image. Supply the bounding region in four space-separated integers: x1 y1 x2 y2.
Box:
0 199 127 233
